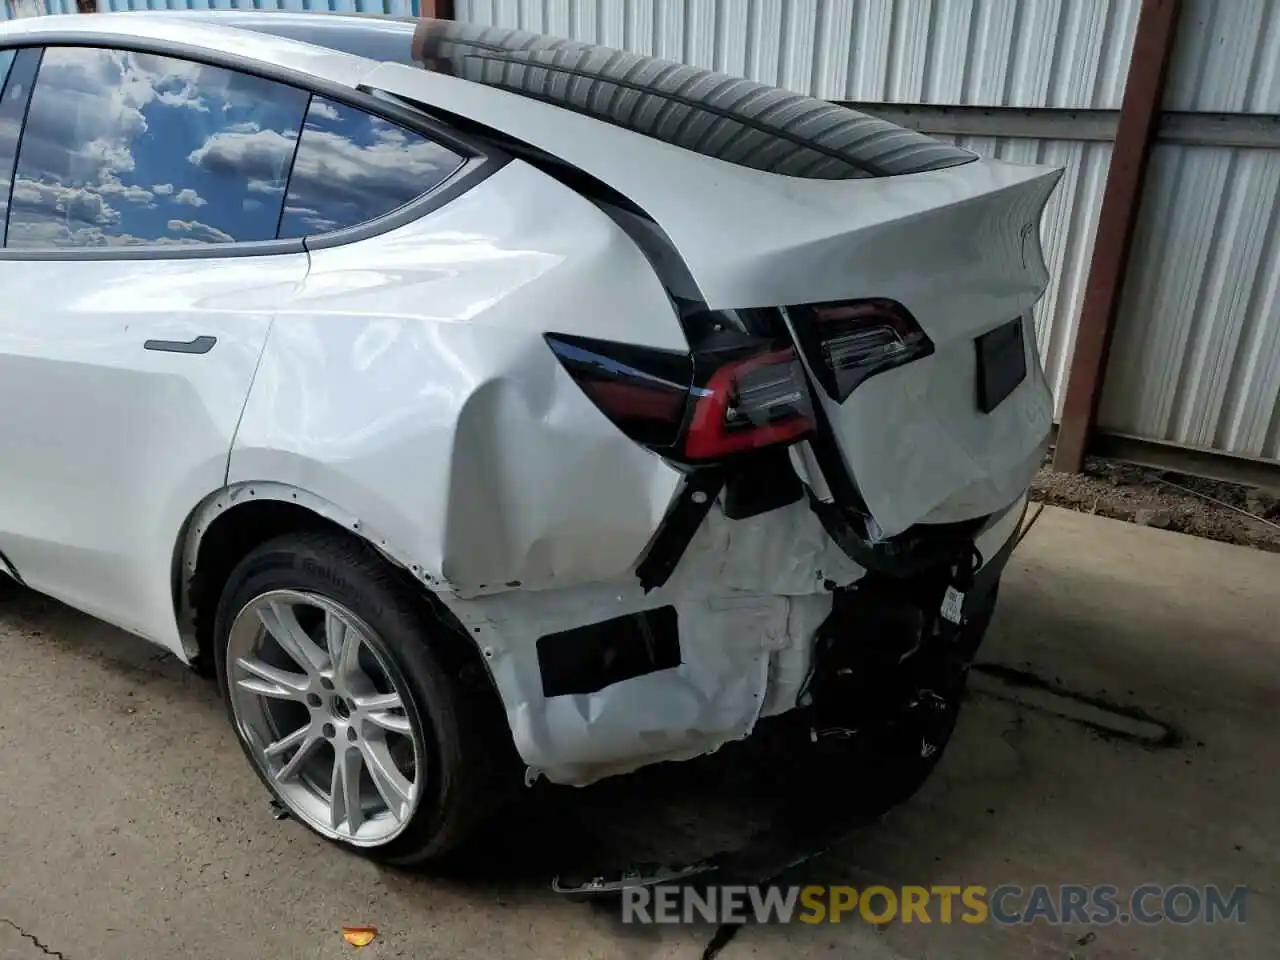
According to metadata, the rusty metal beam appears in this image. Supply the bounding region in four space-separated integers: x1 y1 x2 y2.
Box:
420 0 455 19
1090 432 1280 489
1052 0 1182 474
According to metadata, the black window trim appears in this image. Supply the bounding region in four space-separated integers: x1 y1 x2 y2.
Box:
0 47 42 249
0 31 509 262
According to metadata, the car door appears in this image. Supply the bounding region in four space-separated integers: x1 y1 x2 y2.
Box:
0 44 311 652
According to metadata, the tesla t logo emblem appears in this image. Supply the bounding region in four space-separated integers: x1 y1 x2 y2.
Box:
341 926 379 948
1019 222 1036 269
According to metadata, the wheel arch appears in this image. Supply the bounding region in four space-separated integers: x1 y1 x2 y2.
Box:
175 481 459 676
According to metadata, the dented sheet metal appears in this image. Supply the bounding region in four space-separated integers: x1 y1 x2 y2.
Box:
439 497 867 787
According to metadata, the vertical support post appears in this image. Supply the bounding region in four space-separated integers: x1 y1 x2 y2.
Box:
420 0 454 18
1052 0 1181 473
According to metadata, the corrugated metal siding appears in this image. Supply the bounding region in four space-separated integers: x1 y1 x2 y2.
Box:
1 0 422 16
455 0 1140 107
1165 0 1280 114
3 0 76 14
1100 0 1280 463
1100 144 1280 461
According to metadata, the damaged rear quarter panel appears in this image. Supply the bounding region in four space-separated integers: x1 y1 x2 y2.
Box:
223 159 873 785
228 160 685 594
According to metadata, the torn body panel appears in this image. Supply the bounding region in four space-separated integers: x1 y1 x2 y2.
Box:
437 491 1027 787
817 312 1053 536
438 496 866 786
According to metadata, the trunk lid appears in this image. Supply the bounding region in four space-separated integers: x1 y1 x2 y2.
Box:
775 162 1062 537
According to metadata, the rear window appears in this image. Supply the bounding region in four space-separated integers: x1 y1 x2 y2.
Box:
221 14 976 181
278 94 463 237
411 21 977 180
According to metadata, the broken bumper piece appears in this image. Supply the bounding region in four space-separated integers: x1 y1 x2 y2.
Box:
439 493 1028 789
440 496 867 787
550 511 1022 899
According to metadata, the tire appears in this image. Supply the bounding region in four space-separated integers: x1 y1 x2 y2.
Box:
213 529 512 864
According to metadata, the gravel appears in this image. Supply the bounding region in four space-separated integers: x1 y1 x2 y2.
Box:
1031 455 1280 554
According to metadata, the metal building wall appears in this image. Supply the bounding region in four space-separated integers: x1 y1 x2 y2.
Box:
454 0 1140 418
457 0 1138 107
1098 0 1280 461
2 0 423 16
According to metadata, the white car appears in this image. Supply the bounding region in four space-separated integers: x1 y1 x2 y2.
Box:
0 11 1057 864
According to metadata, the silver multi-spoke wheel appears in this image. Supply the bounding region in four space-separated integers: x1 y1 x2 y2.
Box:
226 589 423 846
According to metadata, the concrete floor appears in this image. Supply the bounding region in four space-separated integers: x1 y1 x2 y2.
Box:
0 506 1276 959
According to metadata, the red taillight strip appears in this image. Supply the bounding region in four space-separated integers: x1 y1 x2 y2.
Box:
683 348 814 461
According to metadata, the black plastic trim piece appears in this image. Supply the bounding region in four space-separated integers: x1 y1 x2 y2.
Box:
144 335 217 355
0 34 510 261
802 394 866 510
0 545 23 584
0 48 41 249
537 605 681 698
634 469 725 593
0 238 307 262
274 90 313 242
975 317 1028 414
722 447 804 520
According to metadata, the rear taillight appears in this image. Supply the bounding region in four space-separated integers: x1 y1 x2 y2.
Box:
544 334 691 448
789 298 933 401
546 333 814 464
684 347 812 460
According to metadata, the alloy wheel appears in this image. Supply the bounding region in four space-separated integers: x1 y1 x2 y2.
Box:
226 589 423 846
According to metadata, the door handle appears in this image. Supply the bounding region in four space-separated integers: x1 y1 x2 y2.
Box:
143 335 217 355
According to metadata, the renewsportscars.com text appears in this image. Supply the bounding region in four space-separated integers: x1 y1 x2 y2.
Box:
622 883 1248 927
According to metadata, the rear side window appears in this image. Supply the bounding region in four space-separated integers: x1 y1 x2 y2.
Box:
278 95 464 238
6 47 308 249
